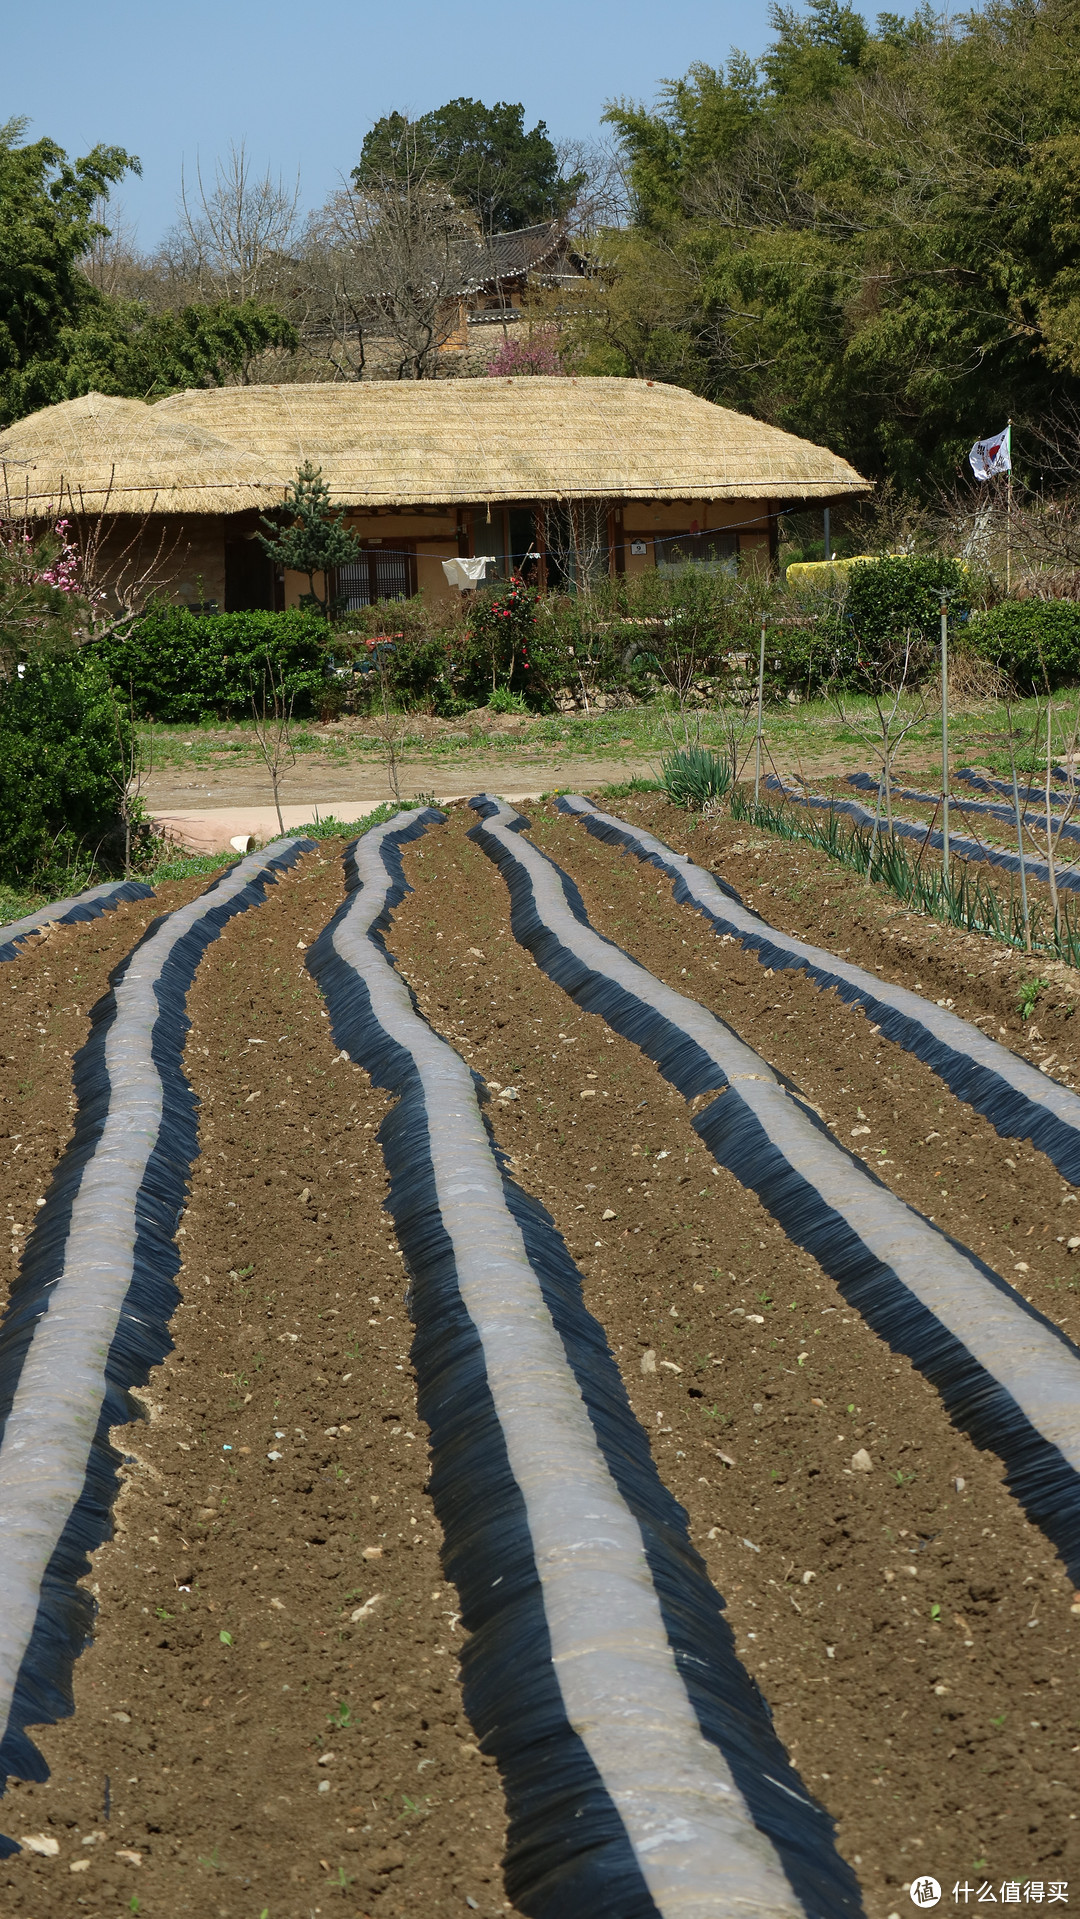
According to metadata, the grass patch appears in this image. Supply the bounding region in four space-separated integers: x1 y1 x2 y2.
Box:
0 880 49 926
136 692 1065 784
148 850 231 885
293 800 436 839
597 776 665 799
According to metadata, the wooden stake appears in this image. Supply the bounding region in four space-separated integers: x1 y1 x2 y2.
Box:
1006 417 1013 593
754 613 767 808
1008 738 1031 951
940 598 951 887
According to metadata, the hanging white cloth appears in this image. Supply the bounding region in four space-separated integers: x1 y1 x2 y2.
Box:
442 557 494 591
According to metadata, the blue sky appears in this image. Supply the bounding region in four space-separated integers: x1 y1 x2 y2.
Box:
5 0 782 247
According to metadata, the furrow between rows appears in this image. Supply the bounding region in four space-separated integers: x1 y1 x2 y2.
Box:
0 840 311 1848
310 811 852 1919
388 805 1080 1905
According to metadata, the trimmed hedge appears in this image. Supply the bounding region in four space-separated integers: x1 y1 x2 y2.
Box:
92 607 329 721
91 575 1080 721
968 599 1080 691
0 658 129 887
845 555 968 648
763 557 969 696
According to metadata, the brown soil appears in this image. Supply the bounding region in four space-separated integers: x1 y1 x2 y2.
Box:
3 803 1080 1917
1 850 519 1919
1 878 225 1326
558 795 1080 1349
386 806 1080 1910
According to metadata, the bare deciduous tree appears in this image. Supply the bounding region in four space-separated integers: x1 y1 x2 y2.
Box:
180 141 301 308
554 137 629 240
308 149 479 380
250 656 297 836
826 633 939 864
81 196 142 299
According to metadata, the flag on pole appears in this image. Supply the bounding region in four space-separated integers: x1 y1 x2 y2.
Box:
969 425 1011 480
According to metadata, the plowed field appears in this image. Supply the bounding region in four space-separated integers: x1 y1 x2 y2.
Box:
1 797 1078 1919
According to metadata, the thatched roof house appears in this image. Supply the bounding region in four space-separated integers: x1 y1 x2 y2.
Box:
0 379 867 610
0 390 281 517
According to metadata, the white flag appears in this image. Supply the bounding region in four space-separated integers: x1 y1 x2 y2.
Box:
969 425 1011 480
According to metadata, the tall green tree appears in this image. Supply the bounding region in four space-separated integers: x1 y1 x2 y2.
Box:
355 98 583 233
0 118 136 407
9 298 298 419
0 119 297 426
590 0 1080 493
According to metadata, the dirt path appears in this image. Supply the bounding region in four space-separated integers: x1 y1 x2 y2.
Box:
387 806 1080 1908
1 849 518 1919
142 751 656 815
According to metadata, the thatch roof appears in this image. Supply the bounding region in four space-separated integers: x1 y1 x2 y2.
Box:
157 380 867 507
0 391 283 518
1 379 868 517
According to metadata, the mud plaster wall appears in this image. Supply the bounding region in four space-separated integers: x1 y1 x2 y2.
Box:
622 500 772 577
88 515 227 610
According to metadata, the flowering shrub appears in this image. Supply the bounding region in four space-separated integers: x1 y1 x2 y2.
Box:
464 575 539 702
0 517 92 671
484 327 565 377
35 519 83 594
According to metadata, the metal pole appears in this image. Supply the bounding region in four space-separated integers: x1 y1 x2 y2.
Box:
1010 747 1031 951
1006 417 1012 594
940 599 950 887
754 613 767 808
823 506 831 562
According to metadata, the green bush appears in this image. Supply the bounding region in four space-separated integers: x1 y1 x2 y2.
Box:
845 554 967 661
92 607 329 721
487 685 529 714
329 590 547 714
967 599 1080 691
763 621 860 698
756 556 967 696
0 658 129 886
329 627 467 716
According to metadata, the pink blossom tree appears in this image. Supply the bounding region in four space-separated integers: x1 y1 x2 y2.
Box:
484 326 566 377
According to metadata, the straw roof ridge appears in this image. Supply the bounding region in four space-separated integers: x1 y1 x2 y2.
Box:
0 379 869 517
0 390 285 518
154 377 867 506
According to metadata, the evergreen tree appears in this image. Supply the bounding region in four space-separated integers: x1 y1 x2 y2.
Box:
355 98 582 233
258 463 360 616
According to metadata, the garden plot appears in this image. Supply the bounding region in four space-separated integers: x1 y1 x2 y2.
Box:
1 874 227 1335
0 848 517 1919
847 773 1080 858
0 809 1077 1918
765 778 1080 898
388 809 1080 1904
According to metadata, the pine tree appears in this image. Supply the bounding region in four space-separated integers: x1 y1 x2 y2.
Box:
258 462 360 616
